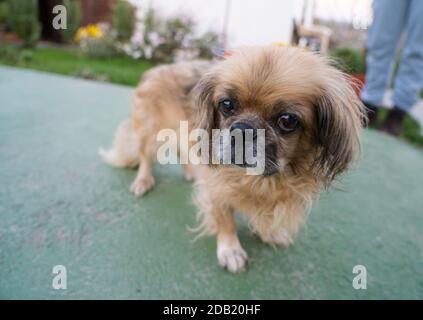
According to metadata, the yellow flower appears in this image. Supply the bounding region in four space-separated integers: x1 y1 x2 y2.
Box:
86 24 103 39
74 27 88 43
74 24 104 43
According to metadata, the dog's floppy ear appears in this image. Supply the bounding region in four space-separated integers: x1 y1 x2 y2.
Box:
314 72 366 186
193 71 217 134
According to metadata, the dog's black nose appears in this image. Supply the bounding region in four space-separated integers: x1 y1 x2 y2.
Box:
230 122 257 139
229 122 258 167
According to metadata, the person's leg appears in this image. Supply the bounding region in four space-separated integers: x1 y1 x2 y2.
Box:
361 0 409 117
381 0 423 136
392 0 423 111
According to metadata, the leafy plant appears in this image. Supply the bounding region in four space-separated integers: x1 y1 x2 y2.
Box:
61 0 82 43
137 7 219 62
137 7 163 59
193 31 220 59
80 35 119 59
6 0 41 47
112 0 136 42
153 16 195 62
0 1 9 26
0 44 33 64
331 47 365 74
0 44 19 63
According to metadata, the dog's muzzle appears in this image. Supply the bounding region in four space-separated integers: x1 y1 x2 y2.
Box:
229 122 258 168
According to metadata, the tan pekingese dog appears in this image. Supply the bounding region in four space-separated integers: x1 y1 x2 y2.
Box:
100 46 366 273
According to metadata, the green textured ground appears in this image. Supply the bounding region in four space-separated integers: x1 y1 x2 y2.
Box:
0 66 422 300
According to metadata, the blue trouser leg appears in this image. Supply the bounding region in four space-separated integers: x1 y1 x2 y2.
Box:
393 0 423 111
361 0 409 107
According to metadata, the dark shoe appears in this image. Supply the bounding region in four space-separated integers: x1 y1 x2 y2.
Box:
380 107 406 137
362 101 379 127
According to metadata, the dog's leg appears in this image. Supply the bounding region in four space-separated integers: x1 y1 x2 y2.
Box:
258 226 294 248
214 210 248 273
195 182 248 272
252 204 306 248
130 143 156 197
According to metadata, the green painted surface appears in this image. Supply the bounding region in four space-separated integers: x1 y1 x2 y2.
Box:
1 66 422 299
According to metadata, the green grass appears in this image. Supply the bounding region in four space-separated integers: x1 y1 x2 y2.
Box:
0 45 154 86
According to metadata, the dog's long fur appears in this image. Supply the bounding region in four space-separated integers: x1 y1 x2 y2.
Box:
100 46 366 273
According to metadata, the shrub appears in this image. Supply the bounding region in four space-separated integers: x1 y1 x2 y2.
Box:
0 1 9 26
0 44 33 64
193 31 220 59
112 0 135 42
331 47 365 74
61 0 82 43
75 24 119 59
80 35 119 59
136 7 219 62
6 0 41 47
153 16 195 63
0 44 19 63
138 7 163 59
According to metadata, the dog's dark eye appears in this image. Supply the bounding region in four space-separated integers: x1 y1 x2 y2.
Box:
278 113 300 133
218 99 235 116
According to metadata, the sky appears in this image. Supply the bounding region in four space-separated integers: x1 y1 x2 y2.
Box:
128 0 373 46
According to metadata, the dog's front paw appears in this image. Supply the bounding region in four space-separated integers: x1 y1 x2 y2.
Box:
130 175 155 197
217 240 248 273
260 228 293 248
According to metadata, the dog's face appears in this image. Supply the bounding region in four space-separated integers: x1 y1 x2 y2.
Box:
195 46 365 184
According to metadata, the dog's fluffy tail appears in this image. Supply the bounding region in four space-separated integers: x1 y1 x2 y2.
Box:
99 119 139 168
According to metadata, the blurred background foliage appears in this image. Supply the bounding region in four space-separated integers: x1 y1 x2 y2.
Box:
5 0 41 47
330 47 365 74
0 0 8 27
130 6 220 62
112 0 135 42
61 0 82 44
0 0 421 146
0 0 219 61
